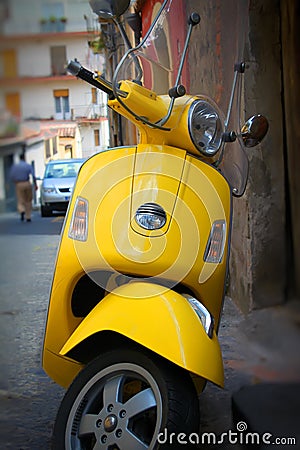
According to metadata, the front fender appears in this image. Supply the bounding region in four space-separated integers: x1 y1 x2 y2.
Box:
60 282 224 387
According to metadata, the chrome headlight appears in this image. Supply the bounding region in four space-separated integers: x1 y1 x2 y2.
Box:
135 202 167 230
188 98 224 156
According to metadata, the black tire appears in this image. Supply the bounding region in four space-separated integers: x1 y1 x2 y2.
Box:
52 348 200 449
41 205 52 217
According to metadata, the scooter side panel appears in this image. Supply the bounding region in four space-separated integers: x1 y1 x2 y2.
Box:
59 282 224 387
176 155 231 327
43 348 83 388
43 147 137 375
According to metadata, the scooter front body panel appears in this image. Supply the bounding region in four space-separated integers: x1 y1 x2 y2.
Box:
43 144 231 388
60 282 224 387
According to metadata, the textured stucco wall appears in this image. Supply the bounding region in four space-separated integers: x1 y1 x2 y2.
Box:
187 0 286 311
281 0 300 299
245 0 286 309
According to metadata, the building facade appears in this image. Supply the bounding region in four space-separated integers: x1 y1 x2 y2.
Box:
0 0 109 210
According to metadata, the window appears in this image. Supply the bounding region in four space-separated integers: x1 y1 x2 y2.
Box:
54 89 70 120
44 160 83 179
91 88 97 104
1 49 17 78
65 144 73 158
45 137 59 158
94 129 100 146
50 46 67 75
45 140 51 158
53 137 58 155
42 2 64 17
5 92 20 118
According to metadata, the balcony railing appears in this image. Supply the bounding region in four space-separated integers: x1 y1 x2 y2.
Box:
39 17 67 33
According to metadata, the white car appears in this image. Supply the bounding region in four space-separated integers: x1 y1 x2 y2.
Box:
40 159 85 217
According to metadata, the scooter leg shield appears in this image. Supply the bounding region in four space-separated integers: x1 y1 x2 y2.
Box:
59 282 224 387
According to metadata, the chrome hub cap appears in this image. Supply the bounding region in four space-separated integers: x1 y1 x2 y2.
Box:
104 414 117 432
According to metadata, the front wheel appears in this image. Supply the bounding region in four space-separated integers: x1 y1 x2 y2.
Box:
52 348 200 449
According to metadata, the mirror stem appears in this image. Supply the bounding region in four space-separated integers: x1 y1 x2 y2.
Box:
114 18 143 83
156 12 200 127
225 62 245 128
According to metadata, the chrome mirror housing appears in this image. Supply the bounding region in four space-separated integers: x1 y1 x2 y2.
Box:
89 0 130 19
241 114 269 147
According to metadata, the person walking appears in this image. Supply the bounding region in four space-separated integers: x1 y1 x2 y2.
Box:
9 153 37 222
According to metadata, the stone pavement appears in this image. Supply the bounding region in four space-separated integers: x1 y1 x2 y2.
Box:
1 209 299 448
199 296 300 449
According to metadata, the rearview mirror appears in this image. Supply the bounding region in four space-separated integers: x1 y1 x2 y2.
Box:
89 0 130 19
241 114 269 148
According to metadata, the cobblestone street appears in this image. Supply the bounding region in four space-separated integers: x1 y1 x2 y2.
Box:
0 213 64 449
0 212 300 449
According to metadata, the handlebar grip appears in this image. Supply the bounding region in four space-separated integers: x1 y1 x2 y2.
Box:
67 60 115 98
67 59 81 76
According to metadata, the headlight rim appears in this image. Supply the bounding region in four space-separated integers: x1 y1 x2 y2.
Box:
188 96 225 157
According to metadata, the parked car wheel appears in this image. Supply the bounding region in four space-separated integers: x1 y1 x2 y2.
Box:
52 348 199 449
41 205 52 217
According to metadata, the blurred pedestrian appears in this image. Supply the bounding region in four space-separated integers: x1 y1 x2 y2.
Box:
9 153 37 222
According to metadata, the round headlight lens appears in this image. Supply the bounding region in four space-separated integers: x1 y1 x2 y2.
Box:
188 99 224 156
135 203 166 230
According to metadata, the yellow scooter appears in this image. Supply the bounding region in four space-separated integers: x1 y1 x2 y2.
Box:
43 1 268 448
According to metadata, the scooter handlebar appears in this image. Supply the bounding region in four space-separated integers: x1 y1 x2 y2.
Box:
67 59 126 99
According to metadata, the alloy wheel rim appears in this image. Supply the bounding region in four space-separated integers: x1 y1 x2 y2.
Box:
65 362 163 449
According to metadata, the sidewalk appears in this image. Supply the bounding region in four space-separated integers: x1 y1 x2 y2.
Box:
200 297 300 448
